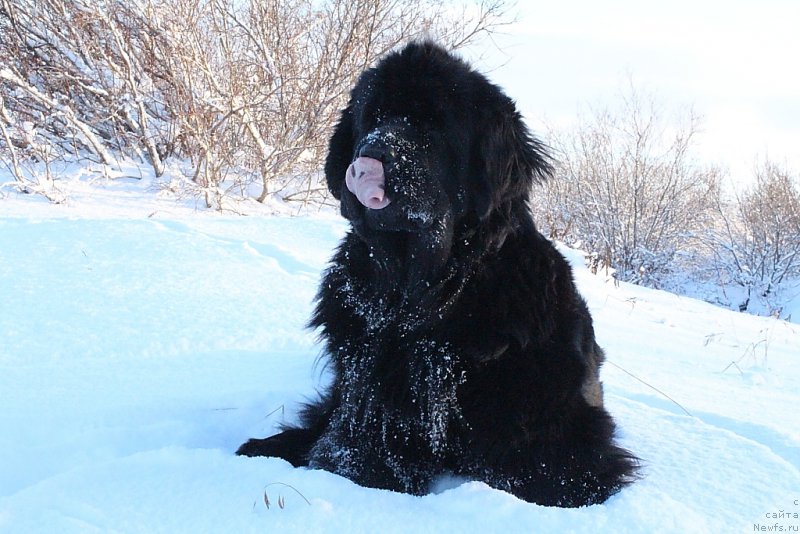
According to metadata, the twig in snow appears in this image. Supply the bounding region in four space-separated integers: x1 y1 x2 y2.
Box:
606 360 693 417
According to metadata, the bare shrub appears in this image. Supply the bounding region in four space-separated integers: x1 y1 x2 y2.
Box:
702 160 800 316
0 0 511 207
0 0 169 171
534 83 718 286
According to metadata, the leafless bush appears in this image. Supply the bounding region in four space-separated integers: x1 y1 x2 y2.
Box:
534 83 718 286
701 160 800 315
0 0 169 171
0 0 511 207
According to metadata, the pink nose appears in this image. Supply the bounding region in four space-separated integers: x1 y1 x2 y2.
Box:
345 157 391 210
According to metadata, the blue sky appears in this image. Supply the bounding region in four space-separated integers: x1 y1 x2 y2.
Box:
466 0 800 181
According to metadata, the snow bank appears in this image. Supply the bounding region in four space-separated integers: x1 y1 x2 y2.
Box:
0 197 798 532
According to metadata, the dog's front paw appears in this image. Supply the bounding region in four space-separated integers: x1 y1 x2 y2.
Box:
235 428 317 466
236 438 274 457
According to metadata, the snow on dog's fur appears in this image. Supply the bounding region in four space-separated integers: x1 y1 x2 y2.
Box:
238 41 639 507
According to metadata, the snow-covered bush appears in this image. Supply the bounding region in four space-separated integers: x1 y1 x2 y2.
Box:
0 0 510 207
700 160 800 317
533 83 718 287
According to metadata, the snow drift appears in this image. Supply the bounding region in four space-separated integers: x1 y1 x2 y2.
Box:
0 186 798 532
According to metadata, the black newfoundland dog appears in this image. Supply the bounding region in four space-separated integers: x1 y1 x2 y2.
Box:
238 41 638 507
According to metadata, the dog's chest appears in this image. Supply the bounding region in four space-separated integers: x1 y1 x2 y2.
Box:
332 278 468 452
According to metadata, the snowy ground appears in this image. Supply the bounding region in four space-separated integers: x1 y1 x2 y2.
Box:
1 176 798 533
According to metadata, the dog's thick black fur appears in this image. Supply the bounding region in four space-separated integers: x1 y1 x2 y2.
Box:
238 42 638 507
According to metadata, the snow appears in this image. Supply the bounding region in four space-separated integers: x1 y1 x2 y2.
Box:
1 178 799 533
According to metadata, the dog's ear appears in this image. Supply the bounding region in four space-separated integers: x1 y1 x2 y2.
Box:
472 97 552 219
324 105 355 200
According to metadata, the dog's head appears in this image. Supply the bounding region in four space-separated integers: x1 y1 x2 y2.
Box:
325 42 551 266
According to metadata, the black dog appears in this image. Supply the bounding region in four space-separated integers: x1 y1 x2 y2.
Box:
238 41 638 507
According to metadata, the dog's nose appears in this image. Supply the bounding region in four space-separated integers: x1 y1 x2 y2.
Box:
358 144 387 161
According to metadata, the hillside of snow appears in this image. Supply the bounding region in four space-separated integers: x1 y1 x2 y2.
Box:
0 178 798 533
